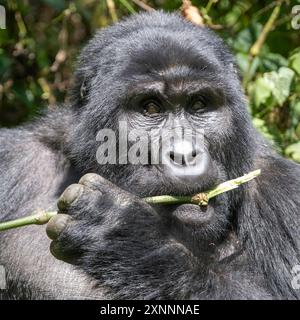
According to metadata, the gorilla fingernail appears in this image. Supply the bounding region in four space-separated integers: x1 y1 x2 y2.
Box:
46 214 73 240
58 184 84 210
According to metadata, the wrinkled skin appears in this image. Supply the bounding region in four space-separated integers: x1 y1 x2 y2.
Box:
0 12 299 300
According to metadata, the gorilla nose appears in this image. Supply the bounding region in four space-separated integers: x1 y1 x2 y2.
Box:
168 149 198 166
162 141 211 180
165 141 201 166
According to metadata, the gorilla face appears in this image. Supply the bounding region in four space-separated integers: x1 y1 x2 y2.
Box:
68 18 255 245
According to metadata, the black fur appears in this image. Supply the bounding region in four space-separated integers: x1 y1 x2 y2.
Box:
0 11 299 300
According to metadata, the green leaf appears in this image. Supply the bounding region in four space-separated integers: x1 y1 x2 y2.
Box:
254 67 295 107
235 52 249 74
289 51 300 76
41 0 67 11
252 117 276 145
296 123 300 137
118 0 137 14
261 53 288 71
236 54 260 80
233 24 262 53
273 67 295 105
0 52 12 80
292 100 300 117
253 75 274 107
247 56 261 82
285 142 300 163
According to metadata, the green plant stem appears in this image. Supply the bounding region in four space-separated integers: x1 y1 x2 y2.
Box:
205 0 218 14
249 3 281 57
0 211 57 232
118 0 136 14
106 0 118 23
243 3 281 88
0 169 261 232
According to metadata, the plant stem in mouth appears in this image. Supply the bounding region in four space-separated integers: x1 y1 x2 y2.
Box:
0 169 261 231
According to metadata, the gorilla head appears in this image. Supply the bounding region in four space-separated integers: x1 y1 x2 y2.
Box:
65 12 256 247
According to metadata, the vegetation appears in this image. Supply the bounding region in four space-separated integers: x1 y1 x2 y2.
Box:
0 0 300 161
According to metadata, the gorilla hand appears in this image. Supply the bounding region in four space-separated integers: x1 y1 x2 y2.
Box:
46 173 197 299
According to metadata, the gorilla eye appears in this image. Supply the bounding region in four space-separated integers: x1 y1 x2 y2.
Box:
143 101 161 116
190 96 207 112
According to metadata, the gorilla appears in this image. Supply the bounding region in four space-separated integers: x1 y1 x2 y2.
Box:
0 11 299 300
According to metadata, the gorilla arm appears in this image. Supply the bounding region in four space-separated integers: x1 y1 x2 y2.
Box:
239 152 300 299
0 122 106 299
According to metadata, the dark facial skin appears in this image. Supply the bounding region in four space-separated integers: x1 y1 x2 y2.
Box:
114 61 233 246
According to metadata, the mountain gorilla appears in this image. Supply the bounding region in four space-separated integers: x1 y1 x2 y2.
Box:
0 11 299 300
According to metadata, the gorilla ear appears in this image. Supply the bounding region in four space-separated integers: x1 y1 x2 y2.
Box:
80 78 88 100
68 74 90 108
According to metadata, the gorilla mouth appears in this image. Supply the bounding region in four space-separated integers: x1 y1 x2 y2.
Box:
153 195 223 231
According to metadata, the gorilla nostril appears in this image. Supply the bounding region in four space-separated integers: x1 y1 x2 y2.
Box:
164 140 203 167
169 151 175 162
188 149 199 165
168 151 186 166
163 140 206 171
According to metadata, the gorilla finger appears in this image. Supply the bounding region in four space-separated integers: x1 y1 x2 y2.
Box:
50 240 80 264
79 173 137 209
46 214 73 240
58 183 107 220
79 173 121 194
57 184 85 211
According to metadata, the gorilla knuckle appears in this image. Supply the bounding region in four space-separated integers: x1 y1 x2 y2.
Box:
79 173 101 184
79 173 112 191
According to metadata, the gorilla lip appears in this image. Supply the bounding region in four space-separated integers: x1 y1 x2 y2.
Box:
171 203 214 226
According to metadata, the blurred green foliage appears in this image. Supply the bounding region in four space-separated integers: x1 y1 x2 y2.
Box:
0 0 300 161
